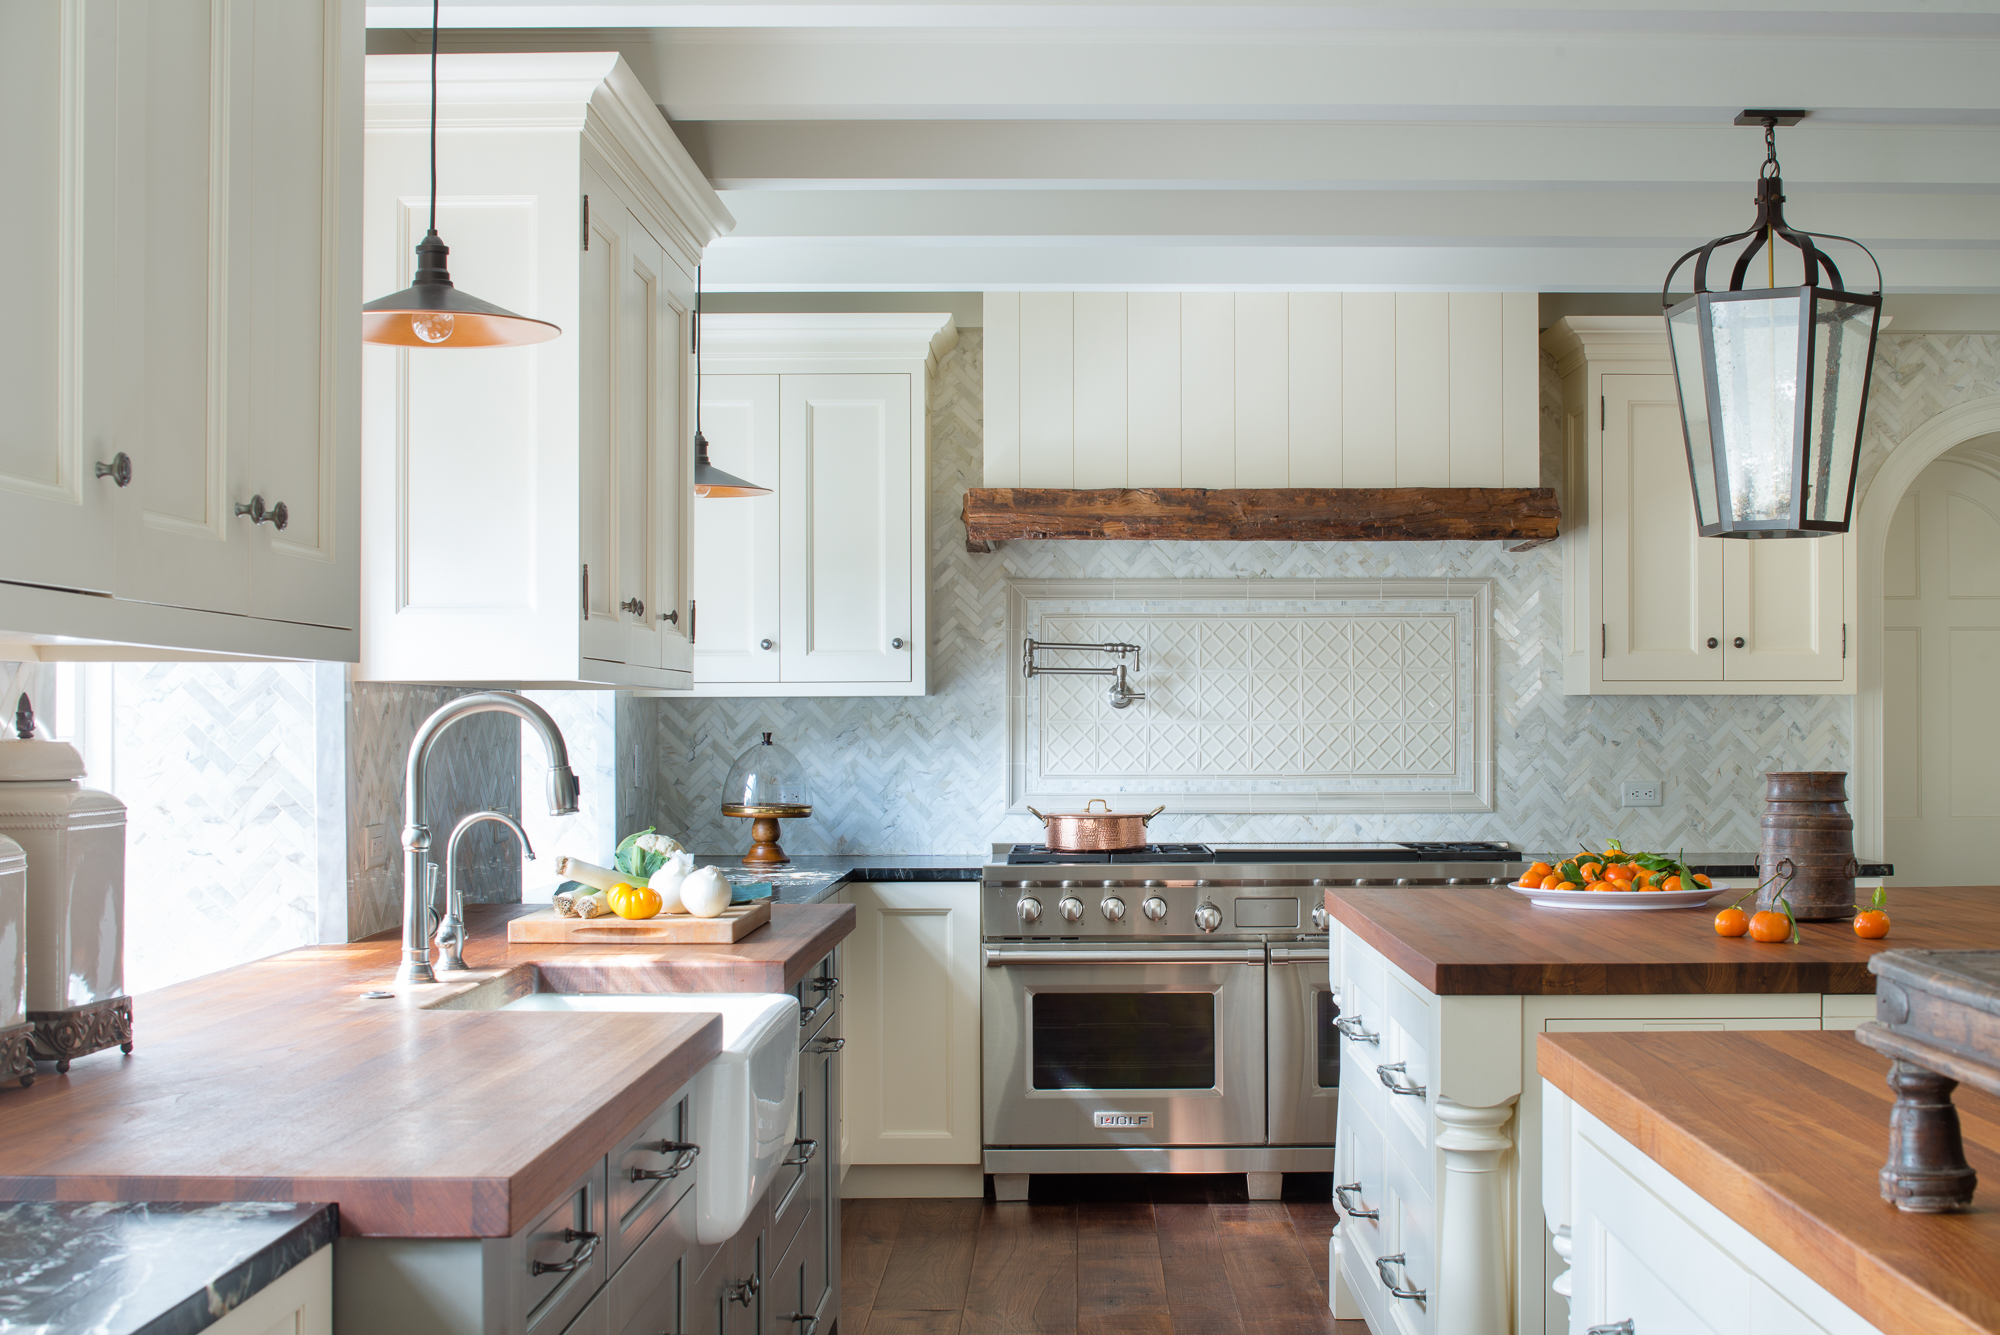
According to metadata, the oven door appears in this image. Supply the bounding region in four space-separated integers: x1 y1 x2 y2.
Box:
982 942 1265 1148
1267 942 1339 1145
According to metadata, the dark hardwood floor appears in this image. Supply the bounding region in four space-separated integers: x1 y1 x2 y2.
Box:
841 1177 1367 1335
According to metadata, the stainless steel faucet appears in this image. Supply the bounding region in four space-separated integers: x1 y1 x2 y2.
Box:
434 811 535 973
398 692 579 985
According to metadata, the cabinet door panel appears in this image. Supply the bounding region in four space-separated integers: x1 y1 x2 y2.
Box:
0 0 118 594
113 0 246 615
1723 535 1845 681
616 208 663 669
693 375 781 683
577 168 627 665
654 243 694 675
778 375 913 684
841 882 980 1165
1601 373 1721 681
243 0 349 629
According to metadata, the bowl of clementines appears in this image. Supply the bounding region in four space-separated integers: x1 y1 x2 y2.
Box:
1511 839 1722 911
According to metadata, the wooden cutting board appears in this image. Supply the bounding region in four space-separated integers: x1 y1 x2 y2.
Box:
506 900 771 944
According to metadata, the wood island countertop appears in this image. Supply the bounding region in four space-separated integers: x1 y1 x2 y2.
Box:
1328 883 2000 995
1540 1029 2000 1335
0 900 855 1239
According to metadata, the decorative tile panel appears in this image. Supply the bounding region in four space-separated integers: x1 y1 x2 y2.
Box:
1013 583 1490 811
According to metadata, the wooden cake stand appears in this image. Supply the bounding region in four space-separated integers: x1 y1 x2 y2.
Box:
721 802 811 866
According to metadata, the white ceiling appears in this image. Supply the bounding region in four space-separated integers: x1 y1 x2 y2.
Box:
368 1 2000 293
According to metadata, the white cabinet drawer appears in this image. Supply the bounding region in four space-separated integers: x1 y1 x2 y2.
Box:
1573 1134 1752 1334
1381 1140 1435 1335
1333 1098 1389 1255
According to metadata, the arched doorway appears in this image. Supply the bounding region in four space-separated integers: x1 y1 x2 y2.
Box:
1855 397 2000 872
1879 434 2000 883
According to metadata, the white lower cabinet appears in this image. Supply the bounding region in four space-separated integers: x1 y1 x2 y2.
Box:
1560 1096 1882 1335
838 882 983 1170
1327 924 1872 1335
673 316 956 699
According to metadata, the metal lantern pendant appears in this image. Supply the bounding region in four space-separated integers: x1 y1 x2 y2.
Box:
1662 114 1882 539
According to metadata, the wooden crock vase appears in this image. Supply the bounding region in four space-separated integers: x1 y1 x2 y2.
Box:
1757 771 1859 921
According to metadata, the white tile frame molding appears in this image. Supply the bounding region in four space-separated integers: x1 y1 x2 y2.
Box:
1006 578 1495 815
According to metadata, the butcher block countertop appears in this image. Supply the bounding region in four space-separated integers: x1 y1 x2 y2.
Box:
1540 1029 2000 1335
1327 883 2000 995
0 901 855 1239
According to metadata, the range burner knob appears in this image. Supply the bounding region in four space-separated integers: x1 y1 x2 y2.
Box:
1193 901 1223 933
1141 896 1169 922
1017 896 1043 924
1310 905 1331 931
1059 896 1086 923
1100 896 1127 922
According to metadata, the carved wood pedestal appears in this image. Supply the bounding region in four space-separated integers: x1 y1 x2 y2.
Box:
1856 948 2000 1213
28 995 133 1074
0 1021 34 1088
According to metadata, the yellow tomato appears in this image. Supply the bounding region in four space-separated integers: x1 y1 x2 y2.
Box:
608 882 664 920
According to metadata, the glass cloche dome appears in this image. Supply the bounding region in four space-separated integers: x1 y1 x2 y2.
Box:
721 732 811 817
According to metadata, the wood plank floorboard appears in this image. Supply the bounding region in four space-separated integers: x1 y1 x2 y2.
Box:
873 1198 987 1312
846 1194 1363 1335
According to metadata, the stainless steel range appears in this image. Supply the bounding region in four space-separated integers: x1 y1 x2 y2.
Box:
980 841 1523 1200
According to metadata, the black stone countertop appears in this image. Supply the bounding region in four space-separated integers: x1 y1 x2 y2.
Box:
0 1201 336 1335
693 855 983 906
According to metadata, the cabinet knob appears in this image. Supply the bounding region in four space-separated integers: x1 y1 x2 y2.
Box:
1734 636 1746 648
620 597 645 618
892 637 906 649
760 638 774 651
94 453 132 488
1707 637 1719 649
234 495 288 530
659 608 679 625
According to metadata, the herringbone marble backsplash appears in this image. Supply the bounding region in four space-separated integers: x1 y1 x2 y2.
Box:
633 331 1858 858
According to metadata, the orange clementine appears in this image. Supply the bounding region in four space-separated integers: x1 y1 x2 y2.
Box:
1659 875 1682 892
1693 873 1713 888
1606 864 1636 882
1579 861 1604 881
1527 862 1554 881
1748 910 1792 943
1853 910 1891 939
1714 908 1749 937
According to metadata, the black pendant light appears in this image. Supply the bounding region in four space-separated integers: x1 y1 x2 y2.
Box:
1661 111 1882 539
691 267 771 497
361 0 560 348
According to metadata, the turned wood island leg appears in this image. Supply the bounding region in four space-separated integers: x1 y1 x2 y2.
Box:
1881 1059 1978 1212
1436 1096 1517 1335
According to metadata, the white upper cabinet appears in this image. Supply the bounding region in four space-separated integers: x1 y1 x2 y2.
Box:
671 315 954 698
0 0 362 662
1546 317 1854 695
984 291 1541 490
357 53 726 689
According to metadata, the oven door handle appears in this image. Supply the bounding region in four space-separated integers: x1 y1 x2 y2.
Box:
984 948 1262 966
1270 947 1330 963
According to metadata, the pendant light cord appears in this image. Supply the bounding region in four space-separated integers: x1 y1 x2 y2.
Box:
428 0 439 235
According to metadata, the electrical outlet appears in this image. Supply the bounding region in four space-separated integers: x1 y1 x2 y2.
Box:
365 823 389 868
1620 780 1663 808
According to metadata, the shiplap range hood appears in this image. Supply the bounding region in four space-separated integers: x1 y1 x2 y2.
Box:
976 291 1558 549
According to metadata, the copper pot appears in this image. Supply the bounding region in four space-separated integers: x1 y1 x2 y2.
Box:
1025 800 1166 852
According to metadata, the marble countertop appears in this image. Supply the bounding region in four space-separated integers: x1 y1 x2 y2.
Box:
0 1201 335 1335
691 854 982 905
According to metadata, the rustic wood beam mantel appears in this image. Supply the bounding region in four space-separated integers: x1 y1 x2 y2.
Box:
962 486 1561 553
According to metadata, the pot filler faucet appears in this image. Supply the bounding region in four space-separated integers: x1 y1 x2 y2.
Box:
1022 637 1147 709
397 692 580 985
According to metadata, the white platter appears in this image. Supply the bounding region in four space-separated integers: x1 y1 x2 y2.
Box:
1509 879 1728 911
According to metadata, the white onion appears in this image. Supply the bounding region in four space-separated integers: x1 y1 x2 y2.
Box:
680 866 733 918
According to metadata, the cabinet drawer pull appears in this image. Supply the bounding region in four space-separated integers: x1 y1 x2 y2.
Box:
1376 1062 1427 1098
728 1273 760 1305
1333 1182 1378 1220
234 495 289 530
891 637 905 649
94 453 132 487
1374 1253 1426 1301
812 976 838 993
631 1140 700 1181
809 1036 845 1053
530 1227 599 1276
782 1137 820 1168
1334 1015 1378 1045
1707 637 1718 649
799 996 830 1026
1734 636 1745 648
760 638 775 651
788 1315 820 1335
1587 1324 1635 1334
621 597 645 618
